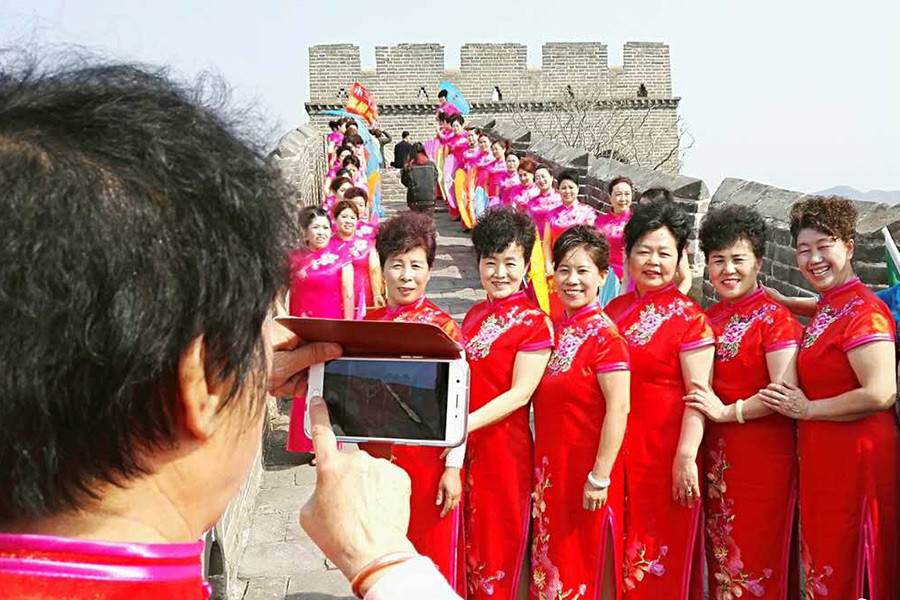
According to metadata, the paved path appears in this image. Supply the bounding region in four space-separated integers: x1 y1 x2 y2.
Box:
233 170 484 599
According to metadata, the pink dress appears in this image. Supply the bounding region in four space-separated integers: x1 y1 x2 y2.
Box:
527 190 563 233
497 172 521 207
327 131 343 149
545 202 599 249
595 209 632 280
485 159 508 200
287 246 348 452
509 183 539 213
332 234 374 319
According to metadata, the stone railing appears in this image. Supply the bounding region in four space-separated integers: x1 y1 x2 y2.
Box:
468 117 900 306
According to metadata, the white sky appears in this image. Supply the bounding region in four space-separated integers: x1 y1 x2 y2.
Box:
2 0 898 194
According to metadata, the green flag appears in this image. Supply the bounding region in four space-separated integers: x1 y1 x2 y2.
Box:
883 227 900 287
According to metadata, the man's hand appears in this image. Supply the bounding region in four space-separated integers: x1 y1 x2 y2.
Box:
266 319 341 397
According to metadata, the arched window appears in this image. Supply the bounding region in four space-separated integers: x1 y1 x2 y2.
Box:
492 86 503 101
418 86 429 101
337 87 348 100
565 84 575 99
637 84 648 98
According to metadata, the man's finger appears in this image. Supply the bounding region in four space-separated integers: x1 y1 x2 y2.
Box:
267 319 301 351
308 396 339 466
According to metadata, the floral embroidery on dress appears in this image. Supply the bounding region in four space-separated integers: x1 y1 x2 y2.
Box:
551 204 596 229
547 321 606 375
715 304 778 361
531 457 587 600
623 299 690 346
802 298 864 349
623 536 667 591
706 439 773 599
310 251 339 271
800 541 833 598
466 306 537 361
465 466 506 595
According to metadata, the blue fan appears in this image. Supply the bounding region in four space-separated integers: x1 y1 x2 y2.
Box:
439 81 470 115
474 187 488 220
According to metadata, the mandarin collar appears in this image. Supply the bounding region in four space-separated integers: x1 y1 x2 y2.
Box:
487 290 527 309
820 277 861 305
724 285 765 312
560 300 602 325
635 283 676 302
385 295 427 317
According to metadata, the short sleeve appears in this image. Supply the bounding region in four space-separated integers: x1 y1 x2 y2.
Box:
679 309 715 352
764 306 802 353
518 312 554 353
593 328 631 374
842 305 896 352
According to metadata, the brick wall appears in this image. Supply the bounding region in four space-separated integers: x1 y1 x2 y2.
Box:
269 123 328 210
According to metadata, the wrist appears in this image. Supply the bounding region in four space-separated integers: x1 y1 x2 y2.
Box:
350 550 419 598
675 449 697 462
339 539 417 583
586 471 611 490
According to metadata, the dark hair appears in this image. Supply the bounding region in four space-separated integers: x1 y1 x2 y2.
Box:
375 212 438 268
699 205 767 260
624 198 691 256
518 157 537 173
0 60 294 522
344 133 364 146
448 113 464 126
333 199 360 220
437 112 451 124
299 205 330 230
608 176 633 194
506 150 519 160
535 164 552 177
335 168 352 179
329 176 351 193
402 131 410 139
343 186 368 203
639 187 674 204
789 195 857 244
336 144 354 157
438 89 448 100
328 120 340 131
341 154 361 169
552 226 610 272
477 132 491 143
471 207 536 261
491 139 509 152
557 170 579 186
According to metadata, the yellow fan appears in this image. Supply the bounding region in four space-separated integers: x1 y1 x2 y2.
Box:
529 227 550 315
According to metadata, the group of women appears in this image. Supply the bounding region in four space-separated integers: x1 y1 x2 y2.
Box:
288 125 900 599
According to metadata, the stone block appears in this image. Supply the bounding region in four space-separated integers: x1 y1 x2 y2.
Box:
286 569 354 599
242 577 288 600
239 539 326 578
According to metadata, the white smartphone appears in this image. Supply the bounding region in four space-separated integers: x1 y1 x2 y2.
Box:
304 356 469 447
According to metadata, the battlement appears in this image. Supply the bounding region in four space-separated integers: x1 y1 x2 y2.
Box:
308 41 673 105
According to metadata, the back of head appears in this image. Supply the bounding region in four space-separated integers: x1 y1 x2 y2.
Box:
402 131 410 139
0 57 294 522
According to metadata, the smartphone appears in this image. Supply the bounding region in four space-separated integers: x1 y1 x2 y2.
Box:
305 356 469 446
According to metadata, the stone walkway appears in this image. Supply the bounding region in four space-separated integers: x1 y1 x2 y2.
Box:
233 170 485 599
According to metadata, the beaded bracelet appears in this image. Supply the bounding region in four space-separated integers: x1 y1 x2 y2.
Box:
350 552 419 598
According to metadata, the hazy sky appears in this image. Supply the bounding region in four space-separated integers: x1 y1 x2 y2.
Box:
2 0 898 195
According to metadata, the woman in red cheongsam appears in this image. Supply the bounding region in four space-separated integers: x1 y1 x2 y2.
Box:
463 207 553 600
532 226 630 600
684 206 801 599
363 212 466 593
759 196 900 600
604 198 714 599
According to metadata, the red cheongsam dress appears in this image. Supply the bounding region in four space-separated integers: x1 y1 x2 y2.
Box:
704 287 801 599
0 533 210 599
796 278 900 599
605 284 714 599
364 297 466 594
462 291 554 599
531 302 631 600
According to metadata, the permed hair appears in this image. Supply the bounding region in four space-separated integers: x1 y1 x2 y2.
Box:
517 157 537 174
448 113 465 126
624 197 692 256
638 187 674 204
552 226 610 272
608 176 633 194
329 176 351 193
342 186 368 203
0 58 295 521
699 205 768 259
332 199 360 221
341 154 361 169
471 207 536 261
299 205 330 230
375 212 438 268
789 195 857 244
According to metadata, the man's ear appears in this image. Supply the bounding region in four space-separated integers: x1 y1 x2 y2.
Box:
177 335 224 441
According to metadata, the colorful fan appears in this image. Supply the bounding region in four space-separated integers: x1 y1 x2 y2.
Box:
529 228 550 315
439 81 470 115
455 169 474 230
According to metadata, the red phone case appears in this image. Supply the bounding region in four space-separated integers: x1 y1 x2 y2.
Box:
274 316 463 359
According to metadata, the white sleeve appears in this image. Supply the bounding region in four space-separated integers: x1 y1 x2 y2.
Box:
443 441 466 469
363 556 462 600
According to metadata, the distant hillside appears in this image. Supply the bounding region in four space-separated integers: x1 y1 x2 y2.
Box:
816 186 900 205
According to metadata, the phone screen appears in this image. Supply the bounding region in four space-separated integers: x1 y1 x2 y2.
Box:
322 359 450 440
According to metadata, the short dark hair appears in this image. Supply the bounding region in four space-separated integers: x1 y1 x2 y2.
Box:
471 207 536 261
402 131 410 139
336 144 354 156
448 114 464 126
608 176 633 194
553 226 609 272
0 59 294 522
624 197 691 256
789 195 857 244
344 133 364 146
333 199 360 220
639 187 674 204
375 212 438 268
557 170 579 186
329 176 351 193
343 186 368 203
438 89 448 99
535 164 552 177
328 120 340 131
299 205 330 229
341 154 361 169
699 205 767 260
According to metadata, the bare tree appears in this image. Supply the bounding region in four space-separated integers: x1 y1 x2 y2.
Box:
503 88 693 174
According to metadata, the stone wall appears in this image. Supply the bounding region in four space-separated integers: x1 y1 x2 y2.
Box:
306 42 681 173
269 123 328 209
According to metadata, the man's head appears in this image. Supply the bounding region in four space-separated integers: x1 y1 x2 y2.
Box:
401 131 410 140
0 57 295 529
